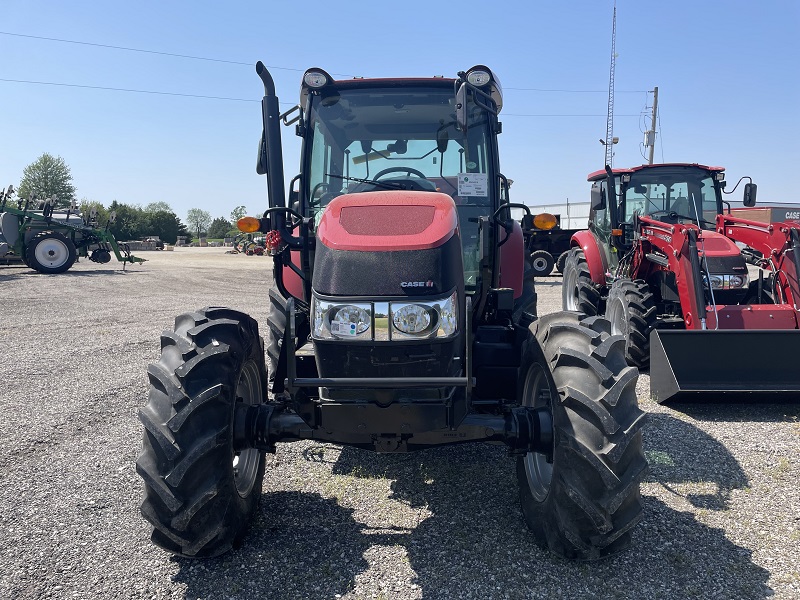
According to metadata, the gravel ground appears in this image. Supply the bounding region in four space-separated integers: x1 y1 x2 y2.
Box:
0 248 798 600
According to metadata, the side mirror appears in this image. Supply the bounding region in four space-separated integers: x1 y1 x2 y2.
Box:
743 182 757 207
455 83 468 132
591 185 606 211
256 132 268 175
436 127 449 154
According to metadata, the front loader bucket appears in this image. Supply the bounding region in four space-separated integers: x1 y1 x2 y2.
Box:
650 329 800 403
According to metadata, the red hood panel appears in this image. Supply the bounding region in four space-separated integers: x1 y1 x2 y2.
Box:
698 231 742 256
317 191 458 251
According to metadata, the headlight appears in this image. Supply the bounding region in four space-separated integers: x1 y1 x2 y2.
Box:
311 291 458 341
704 273 749 290
312 299 372 340
392 291 458 340
729 274 746 288
393 304 433 335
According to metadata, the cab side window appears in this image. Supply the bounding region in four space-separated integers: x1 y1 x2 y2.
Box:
590 182 612 239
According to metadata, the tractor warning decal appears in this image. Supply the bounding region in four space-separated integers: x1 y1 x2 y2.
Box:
458 173 488 197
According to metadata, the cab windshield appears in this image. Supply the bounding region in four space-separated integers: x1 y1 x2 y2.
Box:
304 85 495 287
621 166 721 230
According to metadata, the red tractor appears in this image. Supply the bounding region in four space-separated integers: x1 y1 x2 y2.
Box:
137 64 647 560
562 163 800 402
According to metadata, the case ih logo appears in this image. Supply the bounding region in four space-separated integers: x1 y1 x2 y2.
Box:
401 280 434 288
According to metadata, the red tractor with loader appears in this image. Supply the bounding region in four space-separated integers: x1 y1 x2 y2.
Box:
137 64 647 560
562 163 800 402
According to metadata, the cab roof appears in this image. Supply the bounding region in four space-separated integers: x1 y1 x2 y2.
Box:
587 163 725 182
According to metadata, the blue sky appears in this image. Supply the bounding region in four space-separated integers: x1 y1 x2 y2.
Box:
1 1 798 224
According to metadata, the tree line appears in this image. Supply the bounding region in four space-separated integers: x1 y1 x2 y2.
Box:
9 153 248 244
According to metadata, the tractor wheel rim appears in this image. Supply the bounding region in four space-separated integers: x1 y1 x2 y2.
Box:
35 238 69 267
564 266 578 311
233 359 263 497
532 257 548 271
522 362 553 502
608 297 626 337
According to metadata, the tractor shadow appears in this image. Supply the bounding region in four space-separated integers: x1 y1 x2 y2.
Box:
664 400 800 423
0 266 144 280
172 415 771 599
172 491 372 600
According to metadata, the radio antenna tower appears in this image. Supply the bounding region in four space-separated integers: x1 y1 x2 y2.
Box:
604 3 617 168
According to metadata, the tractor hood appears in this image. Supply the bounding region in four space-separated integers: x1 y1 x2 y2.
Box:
312 191 463 297
697 230 743 258
316 191 458 252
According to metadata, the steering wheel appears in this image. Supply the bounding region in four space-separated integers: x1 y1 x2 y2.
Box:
373 166 428 180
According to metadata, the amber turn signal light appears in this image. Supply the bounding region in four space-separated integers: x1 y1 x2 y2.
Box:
533 213 558 230
237 216 261 233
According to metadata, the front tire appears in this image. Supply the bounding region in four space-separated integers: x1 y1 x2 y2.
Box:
516 311 647 560
561 248 602 315
137 307 267 558
26 231 76 274
606 278 657 368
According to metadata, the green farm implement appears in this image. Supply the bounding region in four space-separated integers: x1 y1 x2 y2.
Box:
0 185 145 274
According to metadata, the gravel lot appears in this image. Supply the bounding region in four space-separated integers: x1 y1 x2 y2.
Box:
1 247 798 599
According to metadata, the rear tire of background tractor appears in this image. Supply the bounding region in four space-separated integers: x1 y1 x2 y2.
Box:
530 250 555 277
606 278 657 369
26 231 76 274
137 307 267 558
561 248 601 315
555 251 568 274
516 311 647 560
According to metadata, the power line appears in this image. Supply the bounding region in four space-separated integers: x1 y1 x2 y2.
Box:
505 87 647 93
0 31 288 70
0 31 353 77
0 30 649 93
504 113 641 117
0 78 261 102
0 78 643 115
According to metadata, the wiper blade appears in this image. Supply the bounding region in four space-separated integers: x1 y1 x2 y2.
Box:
327 173 406 190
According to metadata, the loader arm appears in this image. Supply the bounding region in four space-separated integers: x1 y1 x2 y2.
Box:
635 216 707 329
716 214 800 309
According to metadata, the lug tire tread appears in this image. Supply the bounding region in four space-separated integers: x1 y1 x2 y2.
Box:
136 307 266 558
561 248 602 315
606 278 658 368
517 311 648 560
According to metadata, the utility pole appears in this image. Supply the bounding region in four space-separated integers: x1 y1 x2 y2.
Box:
646 86 659 164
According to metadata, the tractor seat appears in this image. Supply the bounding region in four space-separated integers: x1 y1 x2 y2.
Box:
671 197 690 216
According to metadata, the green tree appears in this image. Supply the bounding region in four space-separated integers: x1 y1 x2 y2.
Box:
230 205 247 223
79 199 110 227
18 153 77 207
144 201 173 214
108 201 147 242
145 210 184 244
186 208 212 239
207 217 233 239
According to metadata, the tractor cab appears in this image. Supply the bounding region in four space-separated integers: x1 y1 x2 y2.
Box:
299 71 499 289
586 163 755 275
